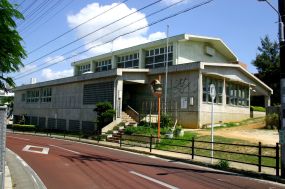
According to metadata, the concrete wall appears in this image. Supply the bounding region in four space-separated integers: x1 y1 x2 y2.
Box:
14 77 115 130
177 41 228 64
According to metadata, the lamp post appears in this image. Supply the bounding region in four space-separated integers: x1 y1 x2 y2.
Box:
258 0 285 177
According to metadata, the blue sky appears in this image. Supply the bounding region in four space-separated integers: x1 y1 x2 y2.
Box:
10 0 279 86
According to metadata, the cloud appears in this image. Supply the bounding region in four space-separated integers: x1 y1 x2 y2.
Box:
44 55 65 65
67 2 166 55
162 0 189 6
41 68 73 81
19 64 37 73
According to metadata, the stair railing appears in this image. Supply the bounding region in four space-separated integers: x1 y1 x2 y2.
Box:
125 105 140 123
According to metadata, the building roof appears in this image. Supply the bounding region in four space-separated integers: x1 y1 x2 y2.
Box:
72 33 238 66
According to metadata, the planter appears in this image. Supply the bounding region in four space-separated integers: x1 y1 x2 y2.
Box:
175 130 184 137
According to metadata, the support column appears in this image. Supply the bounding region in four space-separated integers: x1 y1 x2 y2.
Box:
264 95 271 107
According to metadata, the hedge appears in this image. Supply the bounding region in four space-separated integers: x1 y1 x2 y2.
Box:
8 124 36 132
250 106 265 112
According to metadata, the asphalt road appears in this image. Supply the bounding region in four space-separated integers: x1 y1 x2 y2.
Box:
6 133 285 189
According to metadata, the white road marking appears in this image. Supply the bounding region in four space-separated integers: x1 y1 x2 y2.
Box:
22 145 49 155
129 171 179 189
8 136 30 141
49 144 81 155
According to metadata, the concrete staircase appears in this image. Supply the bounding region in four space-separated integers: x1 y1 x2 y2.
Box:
106 111 138 143
121 111 138 126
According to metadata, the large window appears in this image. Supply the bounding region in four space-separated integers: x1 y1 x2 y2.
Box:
117 53 139 68
145 45 173 69
95 59 112 72
203 76 223 104
26 90 40 103
26 88 52 103
40 88 52 102
78 64 91 74
226 83 249 106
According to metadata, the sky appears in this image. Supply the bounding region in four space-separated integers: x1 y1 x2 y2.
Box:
9 0 279 86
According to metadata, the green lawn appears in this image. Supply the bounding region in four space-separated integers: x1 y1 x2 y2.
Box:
156 131 277 168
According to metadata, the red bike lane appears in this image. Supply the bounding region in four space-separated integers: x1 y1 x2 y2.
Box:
6 133 285 189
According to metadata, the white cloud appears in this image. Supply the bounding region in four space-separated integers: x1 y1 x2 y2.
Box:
44 55 65 64
19 64 37 73
162 0 189 5
67 2 166 55
41 68 73 81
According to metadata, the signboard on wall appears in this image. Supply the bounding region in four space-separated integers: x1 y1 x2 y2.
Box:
181 97 188 109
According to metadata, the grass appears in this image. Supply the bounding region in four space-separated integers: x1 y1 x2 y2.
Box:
156 131 277 168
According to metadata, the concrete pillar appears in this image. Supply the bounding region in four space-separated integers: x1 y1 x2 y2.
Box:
173 41 178 65
0 106 6 189
139 49 145 68
90 60 94 73
222 78 226 106
265 95 271 107
113 77 123 119
112 55 116 69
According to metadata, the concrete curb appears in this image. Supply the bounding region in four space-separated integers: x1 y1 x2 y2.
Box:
5 162 12 189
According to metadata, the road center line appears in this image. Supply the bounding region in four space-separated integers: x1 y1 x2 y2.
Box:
49 144 81 155
129 171 179 189
8 136 30 141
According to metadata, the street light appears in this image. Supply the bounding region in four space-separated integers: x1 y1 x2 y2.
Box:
258 0 285 177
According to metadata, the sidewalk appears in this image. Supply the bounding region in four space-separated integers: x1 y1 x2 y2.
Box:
5 149 46 189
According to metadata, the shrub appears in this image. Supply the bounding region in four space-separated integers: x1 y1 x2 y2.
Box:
216 160 229 169
94 102 116 133
161 114 174 128
265 113 279 129
124 126 170 136
250 106 266 112
10 124 36 132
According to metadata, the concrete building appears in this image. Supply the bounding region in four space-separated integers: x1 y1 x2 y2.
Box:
13 34 272 132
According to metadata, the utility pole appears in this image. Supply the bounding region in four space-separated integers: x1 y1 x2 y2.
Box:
279 0 285 178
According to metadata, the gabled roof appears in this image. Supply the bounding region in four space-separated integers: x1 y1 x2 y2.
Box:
72 33 238 66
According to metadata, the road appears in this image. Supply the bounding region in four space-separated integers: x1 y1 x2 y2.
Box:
6 133 285 189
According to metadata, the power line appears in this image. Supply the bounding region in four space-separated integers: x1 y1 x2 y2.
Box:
14 0 214 80
28 0 129 54
20 0 64 33
15 0 185 79
25 0 162 66
24 0 75 35
18 0 51 28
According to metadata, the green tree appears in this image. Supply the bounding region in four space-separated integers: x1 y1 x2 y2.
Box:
94 102 115 134
0 0 26 91
252 36 280 105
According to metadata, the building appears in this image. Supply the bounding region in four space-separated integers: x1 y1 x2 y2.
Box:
13 34 272 132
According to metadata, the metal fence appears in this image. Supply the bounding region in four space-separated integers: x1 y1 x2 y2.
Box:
9 127 281 177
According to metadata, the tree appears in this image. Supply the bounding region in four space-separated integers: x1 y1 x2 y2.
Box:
0 0 26 91
94 102 115 134
252 36 280 105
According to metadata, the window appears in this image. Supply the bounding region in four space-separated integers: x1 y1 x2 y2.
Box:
95 59 112 72
40 88 52 102
202 76 223 104
78 64 91 74
21 94 26 102
145 45 173 69
26 89 40 103
117 53 139 68
226 83 249 106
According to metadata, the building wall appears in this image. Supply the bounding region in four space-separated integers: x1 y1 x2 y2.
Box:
177 41 229 64
14 77 115 131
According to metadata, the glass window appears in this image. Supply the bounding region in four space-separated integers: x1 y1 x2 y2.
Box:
95 59 112 72
202 76 223 104
117 52 139 68
145 45 173 69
